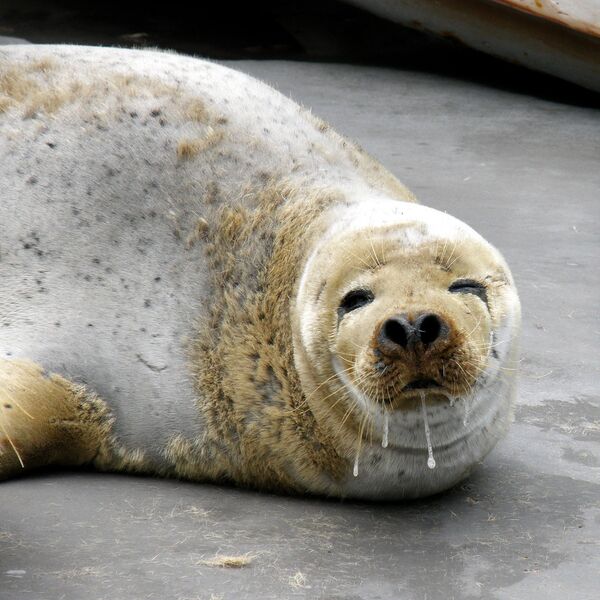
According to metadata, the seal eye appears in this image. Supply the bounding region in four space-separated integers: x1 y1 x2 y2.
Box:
448 279 487 304
339 289 374 316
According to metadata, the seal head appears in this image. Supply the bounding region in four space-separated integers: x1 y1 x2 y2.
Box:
294 199 521 499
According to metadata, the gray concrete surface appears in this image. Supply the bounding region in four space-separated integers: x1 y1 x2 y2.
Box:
1 59 599 599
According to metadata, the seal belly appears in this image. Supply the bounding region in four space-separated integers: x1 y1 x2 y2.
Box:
0 106 212 460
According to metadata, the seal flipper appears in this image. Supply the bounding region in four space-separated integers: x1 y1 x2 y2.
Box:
0 358 116 480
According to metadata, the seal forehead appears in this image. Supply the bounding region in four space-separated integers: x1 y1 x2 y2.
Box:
326 198 484 247
312 197 509 281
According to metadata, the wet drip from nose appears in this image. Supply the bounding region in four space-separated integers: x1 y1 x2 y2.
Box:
463 395 472 426
420 391 436 469
381 411 389 448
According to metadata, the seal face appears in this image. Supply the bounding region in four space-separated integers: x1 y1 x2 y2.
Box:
0 45 520 499
294 200 521 498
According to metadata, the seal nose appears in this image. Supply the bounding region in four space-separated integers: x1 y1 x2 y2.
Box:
379 313 448 353
415 313 446 346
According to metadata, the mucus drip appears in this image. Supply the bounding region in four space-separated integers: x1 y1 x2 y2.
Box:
420 391 436 469
381 412 389 448
463 395 472 426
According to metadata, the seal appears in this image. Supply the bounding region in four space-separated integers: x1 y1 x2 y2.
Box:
0 45 521 499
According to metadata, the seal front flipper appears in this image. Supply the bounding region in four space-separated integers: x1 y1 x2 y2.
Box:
0 358 120 480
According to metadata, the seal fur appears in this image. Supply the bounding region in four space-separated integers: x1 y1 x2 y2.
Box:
0 45 520 499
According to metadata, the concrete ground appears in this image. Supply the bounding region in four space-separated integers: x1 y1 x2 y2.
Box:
1 47 599 600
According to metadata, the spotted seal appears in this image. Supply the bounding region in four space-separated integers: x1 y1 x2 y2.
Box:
0 45 520 499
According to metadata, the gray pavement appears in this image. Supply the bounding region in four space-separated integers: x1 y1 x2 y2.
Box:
2 59 599 600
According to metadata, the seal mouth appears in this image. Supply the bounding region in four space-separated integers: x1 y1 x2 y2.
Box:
402 378 441 392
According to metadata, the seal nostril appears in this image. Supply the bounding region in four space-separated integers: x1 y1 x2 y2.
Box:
383 318 408 348
416 314 443 345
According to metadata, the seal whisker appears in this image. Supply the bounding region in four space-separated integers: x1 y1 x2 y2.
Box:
446 250 463 270
315 381 363 421
439 238 450 265
450 358 476 391
366 231 383 269
0 383 35 420
334 350 359 361
444 239 461 270
336 399 361 438
470 339 509 350
291 383 346 416
298 369 371 423
348 340 365 351
285 362 357 415
343 248 373 271
462 316 483 341
0 412 25 468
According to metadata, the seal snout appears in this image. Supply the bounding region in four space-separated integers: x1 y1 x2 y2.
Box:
378 312 449 356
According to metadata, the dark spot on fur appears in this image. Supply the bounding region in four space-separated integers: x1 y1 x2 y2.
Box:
154 276 161 282
150 109 162 117
92 258 100 264
54 322 61 327
144 299 151 308
27 176 38 185
46 142 56 148
258 366 282 405
4 404 12 409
